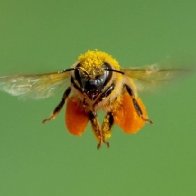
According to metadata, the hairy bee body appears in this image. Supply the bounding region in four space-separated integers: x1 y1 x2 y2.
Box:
1 49 184 148
61 51 149 148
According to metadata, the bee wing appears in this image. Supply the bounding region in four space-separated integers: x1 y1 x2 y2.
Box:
122 64 189 92
0 70 72 99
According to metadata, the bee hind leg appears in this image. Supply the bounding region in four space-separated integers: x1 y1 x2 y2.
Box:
101 112 114 148
42 87 71 123
125 84 153 124
132 98 153 124
89 111 105 149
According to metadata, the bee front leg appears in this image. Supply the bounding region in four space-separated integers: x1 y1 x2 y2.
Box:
89 111 103 149
42 87 71 123
101 112 114 148
125 84 153 124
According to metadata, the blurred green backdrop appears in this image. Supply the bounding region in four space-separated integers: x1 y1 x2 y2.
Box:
0 0 196 196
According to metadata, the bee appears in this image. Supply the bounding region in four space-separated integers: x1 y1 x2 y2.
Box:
0 50 187 148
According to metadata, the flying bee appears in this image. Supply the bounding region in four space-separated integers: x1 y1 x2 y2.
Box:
0 50 188 148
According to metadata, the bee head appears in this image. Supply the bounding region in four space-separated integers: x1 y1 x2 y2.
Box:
74 62 112 99
72 50 123 100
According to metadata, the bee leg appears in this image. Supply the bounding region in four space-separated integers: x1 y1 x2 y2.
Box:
125 84 153 124
89 111 103 149
42 87 71 123
101 112 114 148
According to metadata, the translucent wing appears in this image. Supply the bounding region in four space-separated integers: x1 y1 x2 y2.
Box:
122 64 190 92
0 70 72 99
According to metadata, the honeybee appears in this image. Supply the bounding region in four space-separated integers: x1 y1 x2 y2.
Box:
0 50 187 148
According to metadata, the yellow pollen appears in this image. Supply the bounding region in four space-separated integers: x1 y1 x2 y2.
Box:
78 50 120 76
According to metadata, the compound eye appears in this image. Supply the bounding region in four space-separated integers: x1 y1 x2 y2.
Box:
74 64 84 88
103 62 111 70
101 62 112 85
74 68 80 80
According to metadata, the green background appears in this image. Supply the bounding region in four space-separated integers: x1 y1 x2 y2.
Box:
0 0 196 195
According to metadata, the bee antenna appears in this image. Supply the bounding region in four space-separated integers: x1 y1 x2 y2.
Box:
77 67 90 77
60 68 75 73
104 68 125 75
